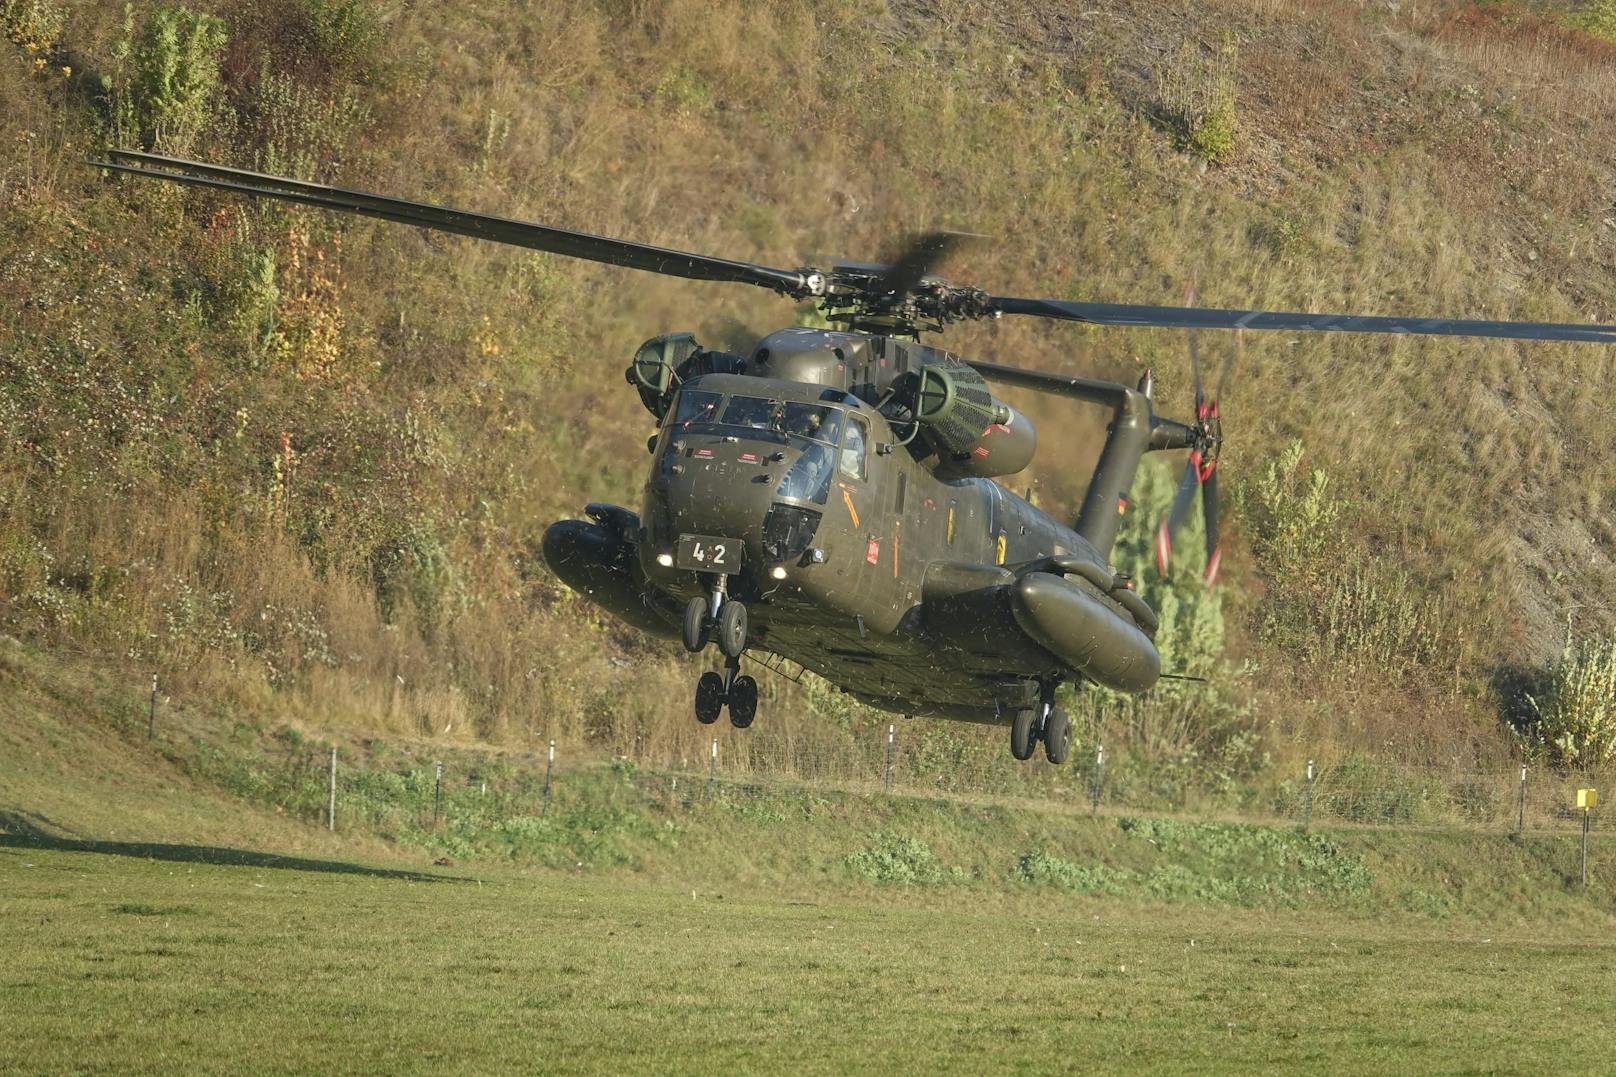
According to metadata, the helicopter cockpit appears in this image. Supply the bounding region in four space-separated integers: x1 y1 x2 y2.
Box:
659 386 861 503
652 382 872 571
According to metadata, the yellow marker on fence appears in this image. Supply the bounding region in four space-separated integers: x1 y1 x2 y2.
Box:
1578 788 1598 809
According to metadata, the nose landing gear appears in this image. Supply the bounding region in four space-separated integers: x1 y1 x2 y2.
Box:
681 577 748 658
690 654 759 728
686 575 758 728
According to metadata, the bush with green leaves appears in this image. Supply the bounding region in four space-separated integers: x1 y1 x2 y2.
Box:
1013 851 1129 894
1154 37 1238 164
1240 440 1456 680
2 0 64 52
1568 0 1616 43
844 833 963 886
246 69 371 180
102 4 228 155
1090 458 1258 796
1523 623 1616 766
301 0 382 75
1243 439 1340 579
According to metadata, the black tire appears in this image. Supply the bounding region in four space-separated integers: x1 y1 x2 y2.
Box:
682 596 710 653
1043 706 1071 765
695 671 725 724
1010 708 1037 761
717 600 748 658
728 674 758 728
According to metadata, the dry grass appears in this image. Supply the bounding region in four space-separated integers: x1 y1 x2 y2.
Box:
3 0 1616 790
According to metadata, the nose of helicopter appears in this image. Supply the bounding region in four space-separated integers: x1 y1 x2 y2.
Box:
641 435 802 584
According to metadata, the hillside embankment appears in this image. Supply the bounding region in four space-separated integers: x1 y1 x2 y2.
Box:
4 0 1616 804
5 635 1611 927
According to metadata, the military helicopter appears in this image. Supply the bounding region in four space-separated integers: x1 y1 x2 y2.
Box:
94 150 1616 764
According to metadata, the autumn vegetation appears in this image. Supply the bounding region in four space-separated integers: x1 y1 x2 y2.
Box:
5 0 1616 803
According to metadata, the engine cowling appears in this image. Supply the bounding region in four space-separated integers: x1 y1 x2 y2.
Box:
904 363 1037 479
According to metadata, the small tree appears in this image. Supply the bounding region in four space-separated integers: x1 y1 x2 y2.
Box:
101 4 228 155
1525 623 1616 766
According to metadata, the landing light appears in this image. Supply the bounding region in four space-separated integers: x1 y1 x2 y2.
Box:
656 552 674 567
770 565 788 580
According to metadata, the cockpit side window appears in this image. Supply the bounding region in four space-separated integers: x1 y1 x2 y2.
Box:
775 442 834 504
781 402 844 445
840 414 868 480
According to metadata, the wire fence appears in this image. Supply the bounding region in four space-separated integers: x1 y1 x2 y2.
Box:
626 728 1614 835
127 667 1608 838
216 722 1614 844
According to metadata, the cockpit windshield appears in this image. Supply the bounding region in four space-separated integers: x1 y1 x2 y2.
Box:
719 395 776 431
719 395 842 445
670 389 721 429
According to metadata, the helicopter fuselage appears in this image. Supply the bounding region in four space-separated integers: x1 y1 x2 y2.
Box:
544 329 1164 723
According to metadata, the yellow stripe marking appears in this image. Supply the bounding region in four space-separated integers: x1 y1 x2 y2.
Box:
841 487 861 529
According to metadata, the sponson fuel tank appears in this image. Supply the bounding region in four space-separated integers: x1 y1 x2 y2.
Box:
1009 571 1160 693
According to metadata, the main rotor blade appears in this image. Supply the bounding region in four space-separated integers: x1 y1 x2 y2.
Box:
988 295 1616 345
90 150 815 295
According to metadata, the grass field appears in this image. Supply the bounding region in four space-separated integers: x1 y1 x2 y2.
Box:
6 643 1616 1072
6 839 1616 1073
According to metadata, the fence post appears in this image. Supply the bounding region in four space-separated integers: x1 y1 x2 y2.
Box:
433 760 443 824
885 724 894 793
1518 764 1527 834
1583 805 1591 888
1303 759 1315 830
708 737 717 800
1090 745 1104 814
148 673 158 740
327 745 337 832
543 740 555 814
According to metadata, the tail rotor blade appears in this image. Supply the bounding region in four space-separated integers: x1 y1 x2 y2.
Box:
1156 458 1201 573
1216 327 1241 401
1201 468 1222 589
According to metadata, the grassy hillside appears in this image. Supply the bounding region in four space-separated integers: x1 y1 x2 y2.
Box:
4 0 1616 792
6 633 1611 916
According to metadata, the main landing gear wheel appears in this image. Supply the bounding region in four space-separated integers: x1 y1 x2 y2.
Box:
1042 706 1072 765
682 596 710 653
728 675 758 728
717 600 748 658
1010 709 1038 761
694 671 724 724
